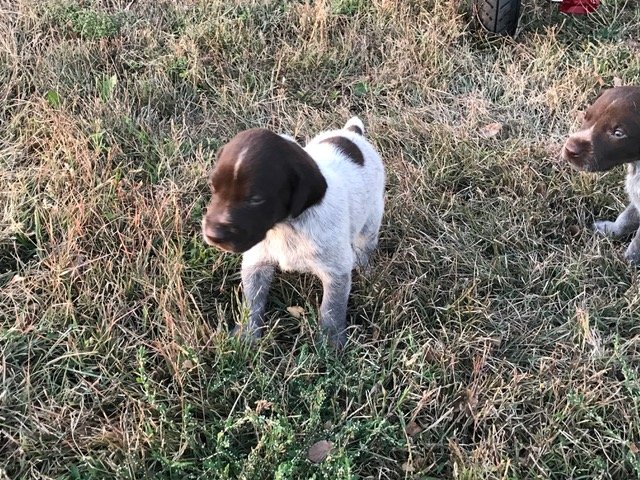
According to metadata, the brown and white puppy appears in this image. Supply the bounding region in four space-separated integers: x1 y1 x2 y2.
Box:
562 86 640 263
202 117 385 346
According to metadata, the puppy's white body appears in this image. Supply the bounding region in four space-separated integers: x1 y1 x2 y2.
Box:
593 164 640 262
626 163 640 208
243 120 385 276
239 117 385 345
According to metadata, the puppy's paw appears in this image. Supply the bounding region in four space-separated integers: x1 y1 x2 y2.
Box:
231 323 263 342
355 259 372 277
593 220 616 236
320 326 347 350
624 244 640 265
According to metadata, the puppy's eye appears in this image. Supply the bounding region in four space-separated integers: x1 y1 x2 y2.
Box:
248 196 265 206
612 128 626 138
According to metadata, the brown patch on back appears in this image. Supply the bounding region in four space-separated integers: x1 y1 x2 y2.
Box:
320 136 365 166
346 124 363 135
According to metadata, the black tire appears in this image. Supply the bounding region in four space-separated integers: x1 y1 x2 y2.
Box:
476 0 521 36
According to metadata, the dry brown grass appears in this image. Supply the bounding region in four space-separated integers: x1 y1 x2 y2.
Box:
2 0 640 478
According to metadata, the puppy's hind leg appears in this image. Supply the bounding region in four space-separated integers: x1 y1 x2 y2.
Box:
625 227 640 265
593 203 640 237
354 213 382 273
354 233 378 273
318 270 352 348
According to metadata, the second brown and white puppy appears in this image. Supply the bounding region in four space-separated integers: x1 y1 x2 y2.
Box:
562 86 640 263
202 117 385 346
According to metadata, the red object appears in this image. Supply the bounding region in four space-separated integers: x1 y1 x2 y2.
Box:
559 0 600 14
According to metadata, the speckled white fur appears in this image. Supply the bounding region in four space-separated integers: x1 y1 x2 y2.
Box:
626 163 640 208
593 162 640 262
238 117 385 346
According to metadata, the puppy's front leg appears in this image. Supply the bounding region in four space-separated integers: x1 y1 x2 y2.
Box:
594 204 640 237
625 227 640 265
234 262 275 339
318 271 351 348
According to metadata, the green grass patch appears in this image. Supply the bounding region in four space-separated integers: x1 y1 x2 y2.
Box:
2 1 640 479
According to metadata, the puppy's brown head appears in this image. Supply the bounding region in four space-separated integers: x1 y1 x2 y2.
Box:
202 129 327 253
562 86 640 171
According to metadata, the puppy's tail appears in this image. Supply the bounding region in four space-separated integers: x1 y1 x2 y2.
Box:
344 116 365 136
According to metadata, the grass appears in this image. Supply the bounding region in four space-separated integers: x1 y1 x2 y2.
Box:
1 0 640 478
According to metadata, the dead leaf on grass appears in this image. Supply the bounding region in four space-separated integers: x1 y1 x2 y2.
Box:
568 225 581 237
401 461 415 472
255 399 273 414
8 275 25 285
627 40 640 53
455 388 478 412
307 440 333 463
372 326 380 341
613 76 624 87
287 306 305 319
479 122 503 139
181 359 195 370
534 183 547 196
405 420 422 437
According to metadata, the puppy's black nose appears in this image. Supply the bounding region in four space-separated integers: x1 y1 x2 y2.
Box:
564 138 587 157
203 223 236 245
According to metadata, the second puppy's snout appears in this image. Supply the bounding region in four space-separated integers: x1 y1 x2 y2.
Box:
563 137 590 158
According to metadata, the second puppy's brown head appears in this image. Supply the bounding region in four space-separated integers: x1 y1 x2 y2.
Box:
202 129 327 253
562 86 640 172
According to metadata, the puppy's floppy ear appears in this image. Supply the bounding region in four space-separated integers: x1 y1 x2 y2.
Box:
286 146 327 218
215 146 225 162
206 146 225 190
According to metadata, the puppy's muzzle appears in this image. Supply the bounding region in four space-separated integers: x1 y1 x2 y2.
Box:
202 221 240 247
564 138 587 158
562 137 593 170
